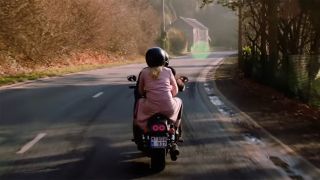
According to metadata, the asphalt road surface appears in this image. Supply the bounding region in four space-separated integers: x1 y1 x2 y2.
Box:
0 52 318 180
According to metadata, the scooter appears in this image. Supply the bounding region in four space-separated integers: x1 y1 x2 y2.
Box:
127 74 188 170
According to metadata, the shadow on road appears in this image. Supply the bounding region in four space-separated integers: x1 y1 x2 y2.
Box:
0 73 163 179
0 136 161 180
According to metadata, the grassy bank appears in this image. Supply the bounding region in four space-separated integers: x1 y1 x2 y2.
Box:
0 58 143 86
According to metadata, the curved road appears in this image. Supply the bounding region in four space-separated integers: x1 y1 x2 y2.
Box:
0 52 318 179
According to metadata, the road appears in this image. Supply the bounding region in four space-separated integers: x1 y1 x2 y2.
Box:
0 52 318 179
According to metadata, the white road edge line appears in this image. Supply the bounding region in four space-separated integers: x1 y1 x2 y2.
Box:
93 92 104 98
16 133 47 154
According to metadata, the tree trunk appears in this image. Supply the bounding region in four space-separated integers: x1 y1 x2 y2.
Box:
267 0 279 83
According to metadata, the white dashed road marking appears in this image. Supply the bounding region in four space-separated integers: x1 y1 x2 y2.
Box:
16 133 47 154
93 92 104 98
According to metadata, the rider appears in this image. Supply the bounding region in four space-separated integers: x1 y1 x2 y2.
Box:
133 47 183 140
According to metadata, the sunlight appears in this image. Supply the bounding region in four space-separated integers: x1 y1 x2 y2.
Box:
191 41 210 59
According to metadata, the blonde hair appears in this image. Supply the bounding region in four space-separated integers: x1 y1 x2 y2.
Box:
149 67 162 79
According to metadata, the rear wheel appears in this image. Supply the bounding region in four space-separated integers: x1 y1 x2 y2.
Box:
150 149 166 171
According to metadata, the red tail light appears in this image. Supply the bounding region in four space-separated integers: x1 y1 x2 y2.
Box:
152 125 159 131
152 124 166 132
159 124 166 131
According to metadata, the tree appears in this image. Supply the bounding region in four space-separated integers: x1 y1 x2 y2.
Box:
199 0 320 105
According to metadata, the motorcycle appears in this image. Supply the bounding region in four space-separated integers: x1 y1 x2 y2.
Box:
127 74 188 170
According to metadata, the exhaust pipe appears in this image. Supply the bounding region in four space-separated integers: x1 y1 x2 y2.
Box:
172 143 179 155
170 143 179 161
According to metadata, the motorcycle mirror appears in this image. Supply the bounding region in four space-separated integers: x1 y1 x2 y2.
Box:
127 75 137 82
180 76 189 83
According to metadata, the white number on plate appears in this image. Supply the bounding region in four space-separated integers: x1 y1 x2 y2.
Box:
151 137 167 148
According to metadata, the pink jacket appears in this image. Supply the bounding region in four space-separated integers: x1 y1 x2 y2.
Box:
135 67 182 130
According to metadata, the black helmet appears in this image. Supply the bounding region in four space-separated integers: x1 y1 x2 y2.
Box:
145 47 168 67
164 51 169 67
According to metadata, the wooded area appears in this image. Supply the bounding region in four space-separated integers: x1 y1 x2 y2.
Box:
240 0 320 106
0 0 160 75
203 0 320 106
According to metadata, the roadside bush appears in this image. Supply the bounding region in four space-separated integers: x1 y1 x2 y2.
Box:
0 0 160 74
167 28 187 55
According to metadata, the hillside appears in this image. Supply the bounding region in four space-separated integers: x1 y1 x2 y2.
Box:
0 0 160 76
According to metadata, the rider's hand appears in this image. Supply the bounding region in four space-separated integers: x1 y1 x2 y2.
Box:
176 78 185 92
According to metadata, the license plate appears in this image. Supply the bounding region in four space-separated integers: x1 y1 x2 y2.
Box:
150 137 167 148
